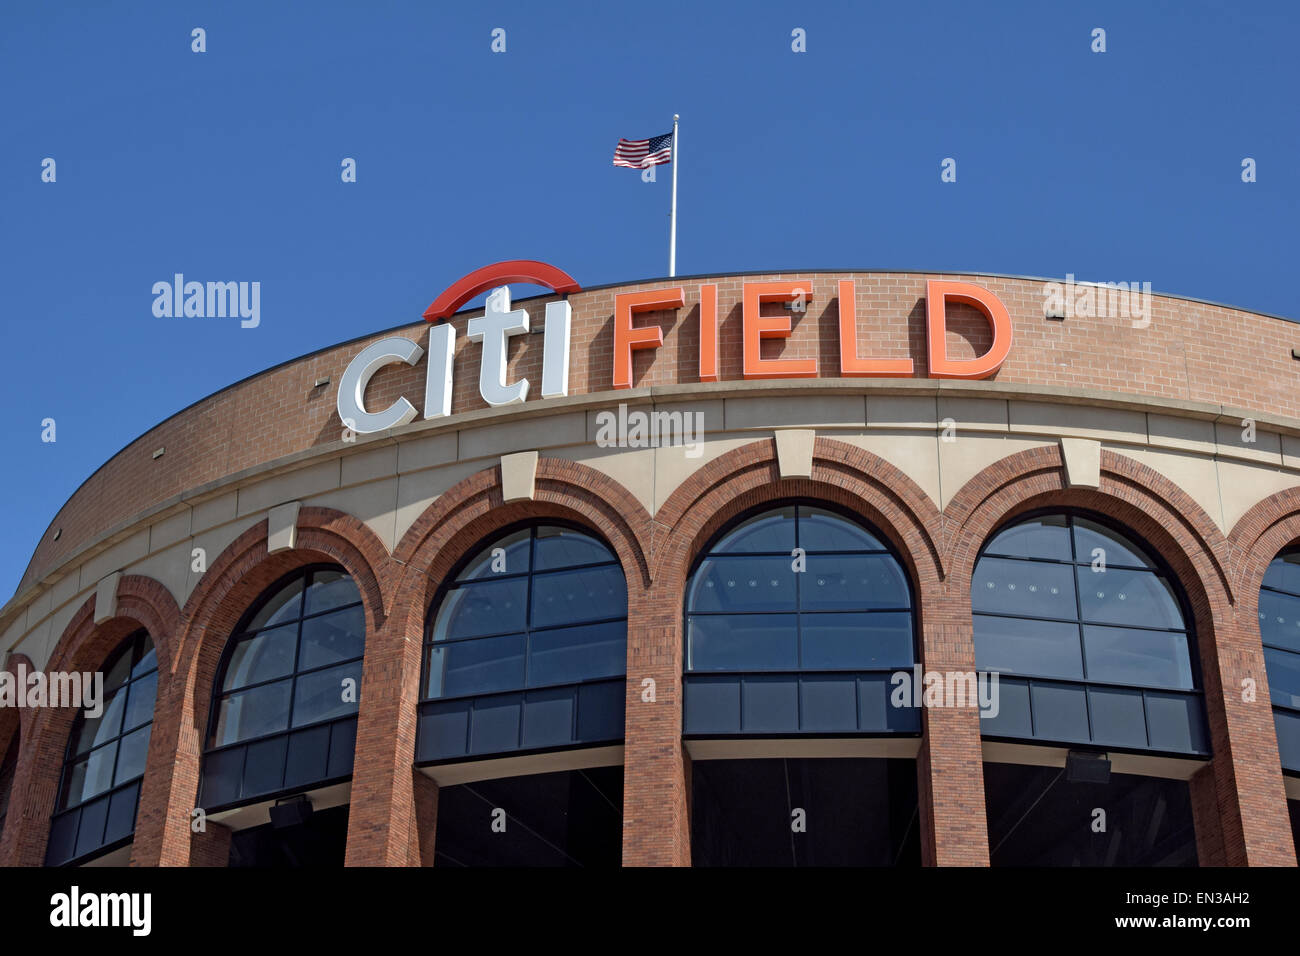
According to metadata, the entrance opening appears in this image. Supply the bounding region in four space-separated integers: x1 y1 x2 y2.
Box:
433 766 623 867
1289 799 1300 858
690 757 920 866
984 762 1197 866
228 803 350 867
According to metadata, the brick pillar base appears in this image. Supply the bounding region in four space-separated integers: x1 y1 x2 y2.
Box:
1189 763 1227 865
917 618 991 866
343 600 425 866
622 622 691 866
189 822 232 867
414 771 439 866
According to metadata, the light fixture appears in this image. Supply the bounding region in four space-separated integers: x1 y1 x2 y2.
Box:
269 794 313 829
1065 750 1111 784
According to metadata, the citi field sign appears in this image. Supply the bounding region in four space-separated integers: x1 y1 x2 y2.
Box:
337 260 1014 435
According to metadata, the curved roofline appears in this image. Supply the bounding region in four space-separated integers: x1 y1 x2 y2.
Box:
20 267 1299 590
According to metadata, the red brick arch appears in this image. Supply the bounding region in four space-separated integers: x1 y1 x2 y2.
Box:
0 653 34 862
943 444 1233 615
393 456 653 614
130 505 391 867
652 435 946 602
622 435 946 866
344 457 653 866
943 443 1295 866
0 575 181 866
1228 486 1300 614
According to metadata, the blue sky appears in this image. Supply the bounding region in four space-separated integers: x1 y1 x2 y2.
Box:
1 0 1297 601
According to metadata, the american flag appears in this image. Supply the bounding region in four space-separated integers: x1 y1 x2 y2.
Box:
612 132 673 169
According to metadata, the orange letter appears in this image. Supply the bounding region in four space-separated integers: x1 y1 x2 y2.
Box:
613 288 684 389
925 280 1013 379
699 283 719 382
838 279 913 377
742 281 817 379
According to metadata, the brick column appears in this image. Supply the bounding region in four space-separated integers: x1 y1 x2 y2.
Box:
1194 612 1297 865
621 616 691 866
915 584 990 866
189 821 232 866
128 672 206 866
413 771 439 865
343 597 426 866
1188 763 1227 865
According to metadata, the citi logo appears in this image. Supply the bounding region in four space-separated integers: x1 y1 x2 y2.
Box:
151 274 261 328
49 886 151 936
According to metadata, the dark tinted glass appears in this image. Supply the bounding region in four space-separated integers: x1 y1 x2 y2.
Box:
983 514 1070 560
689 557 797 614
54 629 159 865
303 569 361 616
802 554 909 610
688 614 799 671
1073 518 1155 569
1260 585 1300 653
102 650 133 692
422 527 628 723
223 624 297 691
246 577 305 631
711 508 796 553
123 672 157 732
1264 551 1300 593
131 639 158 679
213 680 292 746
457 529 531 580
291 662 362 727
298 605 366 670
65 745 115 806
1264 647 1300 709
800 613 913 668
428 634 527 699
799 508 885 551
1077 567 1182 629
435 578 528 640
530 565 626 628
113 726 151 785
971 513 1195 695
686 506 914 677
972 558 1076 618
72 689 126 755
533 527 615 570
1082 625 1194 690
972 616 1083 680
527 621 627 687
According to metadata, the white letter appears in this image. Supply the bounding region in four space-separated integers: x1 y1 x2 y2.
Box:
541 300 571 399
337 336 425 434
423 323 455 419
467 286 529 406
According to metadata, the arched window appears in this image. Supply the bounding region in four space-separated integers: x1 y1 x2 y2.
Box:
683 504 917 736
972 511 1206 755
1257 548 1300 773
200 565 365 810
46 630 157 865
416 524 628 763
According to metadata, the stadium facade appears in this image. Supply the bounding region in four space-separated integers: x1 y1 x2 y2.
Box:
1 264 1298 867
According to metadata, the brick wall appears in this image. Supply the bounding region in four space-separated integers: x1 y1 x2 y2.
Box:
16 271 1300 596
4 269 1300 867
4 435 1298 866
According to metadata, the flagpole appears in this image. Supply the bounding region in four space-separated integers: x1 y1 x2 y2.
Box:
669 113 679 277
